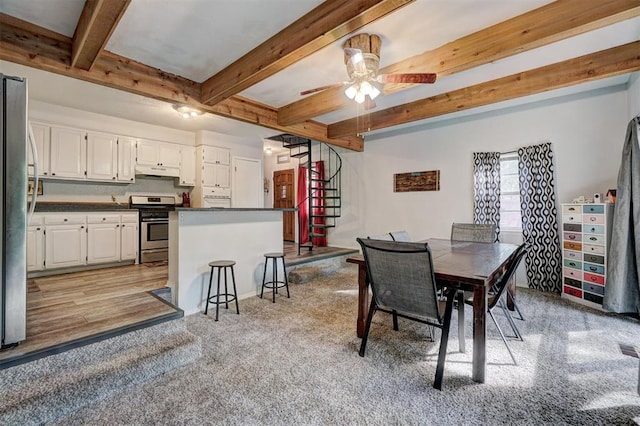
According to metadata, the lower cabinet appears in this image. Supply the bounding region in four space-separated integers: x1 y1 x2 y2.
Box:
87 214 121 264
29 211 138 273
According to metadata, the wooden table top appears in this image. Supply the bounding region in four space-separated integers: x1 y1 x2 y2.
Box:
347 238 518 288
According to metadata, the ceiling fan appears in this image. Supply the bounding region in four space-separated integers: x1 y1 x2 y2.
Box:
300 33 437 109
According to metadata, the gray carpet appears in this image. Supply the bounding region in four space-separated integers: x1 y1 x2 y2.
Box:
10 264 640 425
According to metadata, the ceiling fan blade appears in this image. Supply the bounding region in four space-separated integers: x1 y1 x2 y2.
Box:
344 48 367 75
376 73 437 84
300 82 347 96
364 95 376 110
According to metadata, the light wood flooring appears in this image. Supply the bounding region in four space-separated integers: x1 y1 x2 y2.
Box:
0 263 179 368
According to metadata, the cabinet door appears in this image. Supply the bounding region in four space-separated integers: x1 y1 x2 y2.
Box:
203 146 230 165
179 146 196 186
215 164 230 188
216 147 230 165
117 136 136 182
45 224 87 268
159 143 181 168
28 122 50 177
27 226 45 271
120 221 138 261
136 139 160 166
87 131 118 181
87 223 121 264
50 126 86 179
202 163 229 187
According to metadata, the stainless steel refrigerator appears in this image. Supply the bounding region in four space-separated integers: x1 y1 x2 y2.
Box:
1 74 27 349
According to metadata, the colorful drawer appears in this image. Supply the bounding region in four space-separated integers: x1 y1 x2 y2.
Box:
560 203 613 310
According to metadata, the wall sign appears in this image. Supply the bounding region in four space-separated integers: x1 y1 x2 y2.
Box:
277 154 290 164
394 170 440 192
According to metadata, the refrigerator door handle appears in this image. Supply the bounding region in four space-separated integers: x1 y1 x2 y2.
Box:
27 122 38 222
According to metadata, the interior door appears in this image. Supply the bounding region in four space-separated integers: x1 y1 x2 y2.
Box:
273 169 295 241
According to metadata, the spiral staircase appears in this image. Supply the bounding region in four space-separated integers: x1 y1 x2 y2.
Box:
266 134 342 254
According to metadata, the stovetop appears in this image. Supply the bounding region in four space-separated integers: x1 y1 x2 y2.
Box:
129 195 177 209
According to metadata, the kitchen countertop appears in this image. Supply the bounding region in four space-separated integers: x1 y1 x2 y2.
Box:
174 207 297 212
32 202 137 212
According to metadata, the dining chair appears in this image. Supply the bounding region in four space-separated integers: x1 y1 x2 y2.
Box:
389 230 411 242
463 243 528 365
367 233 394 241
450 223 496 243
356 238 457 390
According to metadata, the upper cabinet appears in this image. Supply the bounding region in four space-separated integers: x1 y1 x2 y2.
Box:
179 146 196 186
28 121 50 177
202 146 230 165
117 136 136 183
50 126 87 179
136 139 181 177
87 131 118 181
197 146 231 188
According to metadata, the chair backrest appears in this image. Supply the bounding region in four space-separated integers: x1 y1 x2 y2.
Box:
451 223 496 243
389 230 411 242
367 233 394 241
489 243 528 310
356 238 442 323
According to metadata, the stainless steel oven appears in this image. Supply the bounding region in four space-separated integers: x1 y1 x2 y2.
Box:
130 195 176 263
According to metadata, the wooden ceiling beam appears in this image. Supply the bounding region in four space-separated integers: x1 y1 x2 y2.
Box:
327 41 640 138
200 0 413 106
71 0 130 71
278 0 640 126
0 13 363 151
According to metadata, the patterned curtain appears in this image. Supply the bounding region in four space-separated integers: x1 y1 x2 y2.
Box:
473 152 501 241
518 142 562 292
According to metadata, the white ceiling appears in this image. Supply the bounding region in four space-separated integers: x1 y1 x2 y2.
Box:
1 0 638 144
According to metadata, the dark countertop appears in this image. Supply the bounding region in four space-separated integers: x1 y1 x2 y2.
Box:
33 202 136 212
174 207 297 212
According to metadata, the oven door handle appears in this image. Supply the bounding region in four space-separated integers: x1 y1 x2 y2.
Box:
141 218 169 222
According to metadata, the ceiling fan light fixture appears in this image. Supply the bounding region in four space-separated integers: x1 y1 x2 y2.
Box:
354 90 366 104
345 84 358 100
173 104 203 119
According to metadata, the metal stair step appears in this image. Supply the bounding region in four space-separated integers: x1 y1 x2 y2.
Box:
310 224 335 229
311 196 340 199
290 151 308 158
310 214 340 218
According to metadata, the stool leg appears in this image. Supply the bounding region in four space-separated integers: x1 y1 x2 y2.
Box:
282 258 290 298
231 266 239 314
205 266 214 315
215 267 222 321
260 259 268 299
272 258 277 303
224 267 229 309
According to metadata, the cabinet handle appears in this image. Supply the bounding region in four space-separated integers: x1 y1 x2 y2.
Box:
589 237 596 241
112 177 116 180
81 225 84 229
44 172 48 175
589 266 597 271
130 178 134 181
568 235 575 240
590 217 596 222
52 173 56 176
116 224 120 228
64 218 68 222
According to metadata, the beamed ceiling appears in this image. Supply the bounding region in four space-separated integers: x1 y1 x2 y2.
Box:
1 0 639 152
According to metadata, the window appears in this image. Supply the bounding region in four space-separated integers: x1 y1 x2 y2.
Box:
499 153 522 230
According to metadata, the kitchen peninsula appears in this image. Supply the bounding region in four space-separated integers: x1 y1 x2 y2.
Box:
168 207 296 315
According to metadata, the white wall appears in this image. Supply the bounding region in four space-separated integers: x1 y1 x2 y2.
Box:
263 152 299 209
628 72 640 119
330 85 630 250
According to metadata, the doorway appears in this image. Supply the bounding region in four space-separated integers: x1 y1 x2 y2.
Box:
273 169 295 241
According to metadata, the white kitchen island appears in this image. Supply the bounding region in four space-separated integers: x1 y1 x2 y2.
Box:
168 208 294 315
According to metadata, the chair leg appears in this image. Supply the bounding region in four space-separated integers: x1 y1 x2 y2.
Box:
489 309 517 365
392 310 399 331
433 291 456 390
231 266 239 315
507 291 525 321
282 258 290 298
204 266 213 315
223 267 229 309
359 300 377 357
215 267 221 322
272 258 277 303
457 290 465 353
499 298 523 341
260 260 267 299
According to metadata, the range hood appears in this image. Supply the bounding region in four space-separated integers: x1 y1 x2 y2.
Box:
134 164 180 178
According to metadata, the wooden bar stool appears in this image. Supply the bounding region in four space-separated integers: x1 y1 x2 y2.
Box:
205 260 239 321
260 253 290 303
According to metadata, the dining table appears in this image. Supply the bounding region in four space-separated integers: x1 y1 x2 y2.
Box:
346 238 519 383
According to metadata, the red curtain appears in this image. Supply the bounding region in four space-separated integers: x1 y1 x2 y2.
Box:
297 165 309 244
312 161 327 246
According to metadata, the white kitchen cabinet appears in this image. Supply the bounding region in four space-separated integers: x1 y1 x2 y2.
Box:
44 214 87 269
120 213 138 261
87 131 118 181
179 146 196 186
136 139 181 177
28 121 50 177
117 136 136 183
87 214 121 264
202 162 230 188
202 146 230 165
27 215 45 272
50 126 86 179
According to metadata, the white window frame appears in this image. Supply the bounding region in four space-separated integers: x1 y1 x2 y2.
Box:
499 153 522 232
